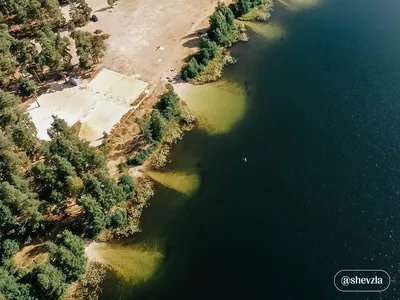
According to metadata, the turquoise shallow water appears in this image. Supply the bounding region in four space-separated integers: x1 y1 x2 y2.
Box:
101 0 400 299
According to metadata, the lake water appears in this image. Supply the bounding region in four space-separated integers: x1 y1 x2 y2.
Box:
100 0 400 299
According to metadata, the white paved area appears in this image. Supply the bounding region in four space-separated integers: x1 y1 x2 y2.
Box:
28 68 147 146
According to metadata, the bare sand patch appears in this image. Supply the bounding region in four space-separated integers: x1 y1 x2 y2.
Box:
13 243 48 271
80 0 230 83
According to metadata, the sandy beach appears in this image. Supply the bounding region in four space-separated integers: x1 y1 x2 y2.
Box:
82 0 230 84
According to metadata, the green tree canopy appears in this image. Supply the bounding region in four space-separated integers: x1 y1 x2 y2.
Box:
0 239 19 262
29 263 67 300
208 2 238 47
149 109 168 141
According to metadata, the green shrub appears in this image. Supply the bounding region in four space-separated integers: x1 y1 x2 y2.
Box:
18 78 37 96
129 144 158 166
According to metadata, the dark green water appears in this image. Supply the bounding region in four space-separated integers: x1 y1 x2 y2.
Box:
102 0 400 298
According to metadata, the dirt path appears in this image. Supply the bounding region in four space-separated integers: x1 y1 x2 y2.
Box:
83 0 229 84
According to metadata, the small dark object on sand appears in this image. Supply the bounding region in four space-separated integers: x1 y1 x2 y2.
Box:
91 15 99 22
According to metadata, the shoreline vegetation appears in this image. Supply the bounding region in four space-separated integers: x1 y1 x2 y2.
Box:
0 0 274 299
181 0 274 84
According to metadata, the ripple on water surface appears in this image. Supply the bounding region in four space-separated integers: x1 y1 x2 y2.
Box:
175 81 247 135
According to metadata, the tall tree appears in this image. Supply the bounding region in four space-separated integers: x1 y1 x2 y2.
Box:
149 110 168 141
0 25 17 86
72 30 106 69
208 2 238 47
47 230 87 282
69 0 92 27
36 22 71 71
29 263 67 300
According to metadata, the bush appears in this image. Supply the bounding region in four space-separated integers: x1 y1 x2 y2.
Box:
129 144 157 166
182 57 204 80
118 175 135 199
181 39 220 82
106 208 127 229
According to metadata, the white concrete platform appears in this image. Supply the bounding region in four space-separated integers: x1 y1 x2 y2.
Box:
28 68 148 146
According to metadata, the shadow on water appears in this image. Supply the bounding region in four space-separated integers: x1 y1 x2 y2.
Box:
97 0 400 298
98 5 301 300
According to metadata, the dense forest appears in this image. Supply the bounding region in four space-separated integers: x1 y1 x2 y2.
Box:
0 0 122 299
0 83 190 300
0 87 137 299
181 0 273 82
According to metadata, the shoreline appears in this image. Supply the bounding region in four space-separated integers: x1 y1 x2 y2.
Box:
76 0 275 298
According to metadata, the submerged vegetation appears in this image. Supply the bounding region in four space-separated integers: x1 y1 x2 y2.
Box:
181 0 274 84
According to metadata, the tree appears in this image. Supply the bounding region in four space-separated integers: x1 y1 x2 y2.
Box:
208 2 238 47
45 116 105 174
199 38 219 60
157 88 181 120
29 264 67 300
131 143 157 165
137 117 153 142
0 182 43 236
54 230 85 257
106 208 126 229
10 38 39 73
66 175 83 197
149 110 168 141
69 0 92 27
118 175 135 199
79 196 106 238
0 90 25 131
1 240 20 262
0 25 17 87
0 266 32 300
11 120 38 155
182 57 203 80
36 22 71 71
47 230 87 282
72 30 106 69
18 78 37 97
83 173 125 210
90 35 106 63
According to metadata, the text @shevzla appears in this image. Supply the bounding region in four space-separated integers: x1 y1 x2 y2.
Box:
334 270 391 292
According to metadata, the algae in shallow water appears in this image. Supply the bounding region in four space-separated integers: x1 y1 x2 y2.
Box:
280 0 322 10
146 171 200 196
245 22 285 40
87 242 164 283
176 81 247 135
